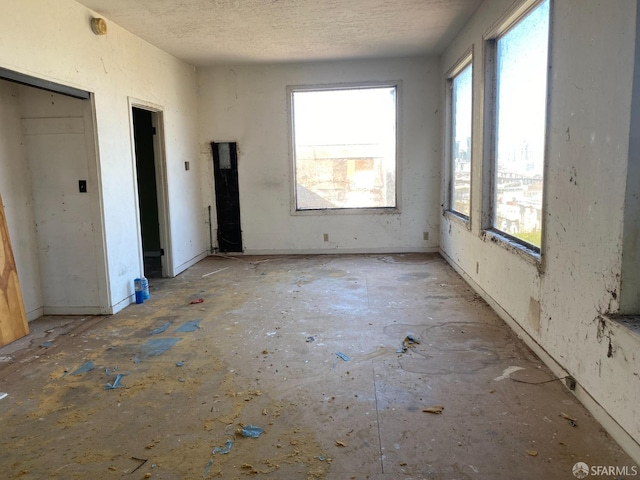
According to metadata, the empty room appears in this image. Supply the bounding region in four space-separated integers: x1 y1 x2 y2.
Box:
0 0 639 478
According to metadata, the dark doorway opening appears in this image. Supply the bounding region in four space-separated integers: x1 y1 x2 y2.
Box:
133 108 163 277
211 142 243 253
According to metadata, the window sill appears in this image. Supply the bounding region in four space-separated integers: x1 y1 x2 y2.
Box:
481 229 541 266
291 207 400 216
444 210 471 230
605 314 640 340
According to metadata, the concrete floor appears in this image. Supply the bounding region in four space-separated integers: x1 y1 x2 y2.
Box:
0 254 634 479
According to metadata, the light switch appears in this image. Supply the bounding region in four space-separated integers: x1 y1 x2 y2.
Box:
79 180 87 193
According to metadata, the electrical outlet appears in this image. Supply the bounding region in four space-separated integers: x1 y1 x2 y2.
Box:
323 233 329 242
184 161 190 171
565 376 576 391
423 232 429 241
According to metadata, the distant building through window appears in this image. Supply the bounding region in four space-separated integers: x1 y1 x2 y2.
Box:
290 85 397 211
449 62 473 218
492 0 550 249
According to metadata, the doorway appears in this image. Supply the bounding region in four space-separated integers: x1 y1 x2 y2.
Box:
0 73 109 319
211 142 243 253
132 107 166 278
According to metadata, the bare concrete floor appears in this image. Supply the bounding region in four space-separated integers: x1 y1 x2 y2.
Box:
0 254 634 479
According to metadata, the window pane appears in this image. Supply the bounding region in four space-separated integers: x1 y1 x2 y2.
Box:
451 63 472 217
494 0 549 248
218 142 231 169
292 87 396 210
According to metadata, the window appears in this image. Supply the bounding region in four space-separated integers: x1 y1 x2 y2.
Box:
449 61 473 218
290 84 397 211
491 0 550 250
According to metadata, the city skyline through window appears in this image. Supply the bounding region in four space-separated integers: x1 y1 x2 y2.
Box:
451 62 473 217
493 0 550 249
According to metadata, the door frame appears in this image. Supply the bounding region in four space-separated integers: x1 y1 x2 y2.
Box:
128 97 173 277
85 93 112 313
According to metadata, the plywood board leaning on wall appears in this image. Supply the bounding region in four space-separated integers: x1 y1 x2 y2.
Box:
0 192 29 346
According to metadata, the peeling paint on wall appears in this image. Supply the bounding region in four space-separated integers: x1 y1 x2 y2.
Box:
528 297 541 334
596 317 615 359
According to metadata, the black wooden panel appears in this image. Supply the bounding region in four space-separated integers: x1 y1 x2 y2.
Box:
212 142 243 253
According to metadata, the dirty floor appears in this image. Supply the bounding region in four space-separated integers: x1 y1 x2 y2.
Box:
0 254 634 479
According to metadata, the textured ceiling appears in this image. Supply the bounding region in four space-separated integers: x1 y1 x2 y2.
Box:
74 0 482 66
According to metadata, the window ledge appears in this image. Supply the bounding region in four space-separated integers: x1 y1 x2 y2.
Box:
291 207 400 216
481 229 540 265
444 210 470 230
604 314 640 340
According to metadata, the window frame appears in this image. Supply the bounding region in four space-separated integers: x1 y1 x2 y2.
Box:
482 0 552 261
444 48 474 226
287 81 401 215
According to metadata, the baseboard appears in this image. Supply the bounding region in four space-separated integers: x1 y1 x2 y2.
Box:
237 247 439 256
439 248 640 464
174 251 208 275
26 307 44 322
42 305 106 316
110 295 130 315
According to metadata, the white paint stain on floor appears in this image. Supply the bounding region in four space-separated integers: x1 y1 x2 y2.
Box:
493 366 525 381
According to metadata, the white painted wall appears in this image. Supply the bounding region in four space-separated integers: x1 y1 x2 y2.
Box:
0 82 43 320
197 58 441 254
0 0 205 314
440 0 640 458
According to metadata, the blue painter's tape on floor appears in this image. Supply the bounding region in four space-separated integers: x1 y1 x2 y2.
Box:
104 373 128 390
69 360 95 375
336 352 350 362
141 338 181 357
175 319 202 333
240 425 264 438
150 322 171 335
212 439 233 454
203 458 214 477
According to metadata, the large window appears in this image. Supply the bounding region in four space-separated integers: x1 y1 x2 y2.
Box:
492 0 550 249
290 85 397 211
449 62 473 218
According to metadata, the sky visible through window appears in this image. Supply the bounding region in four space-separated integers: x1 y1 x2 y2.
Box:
493 0 549 248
